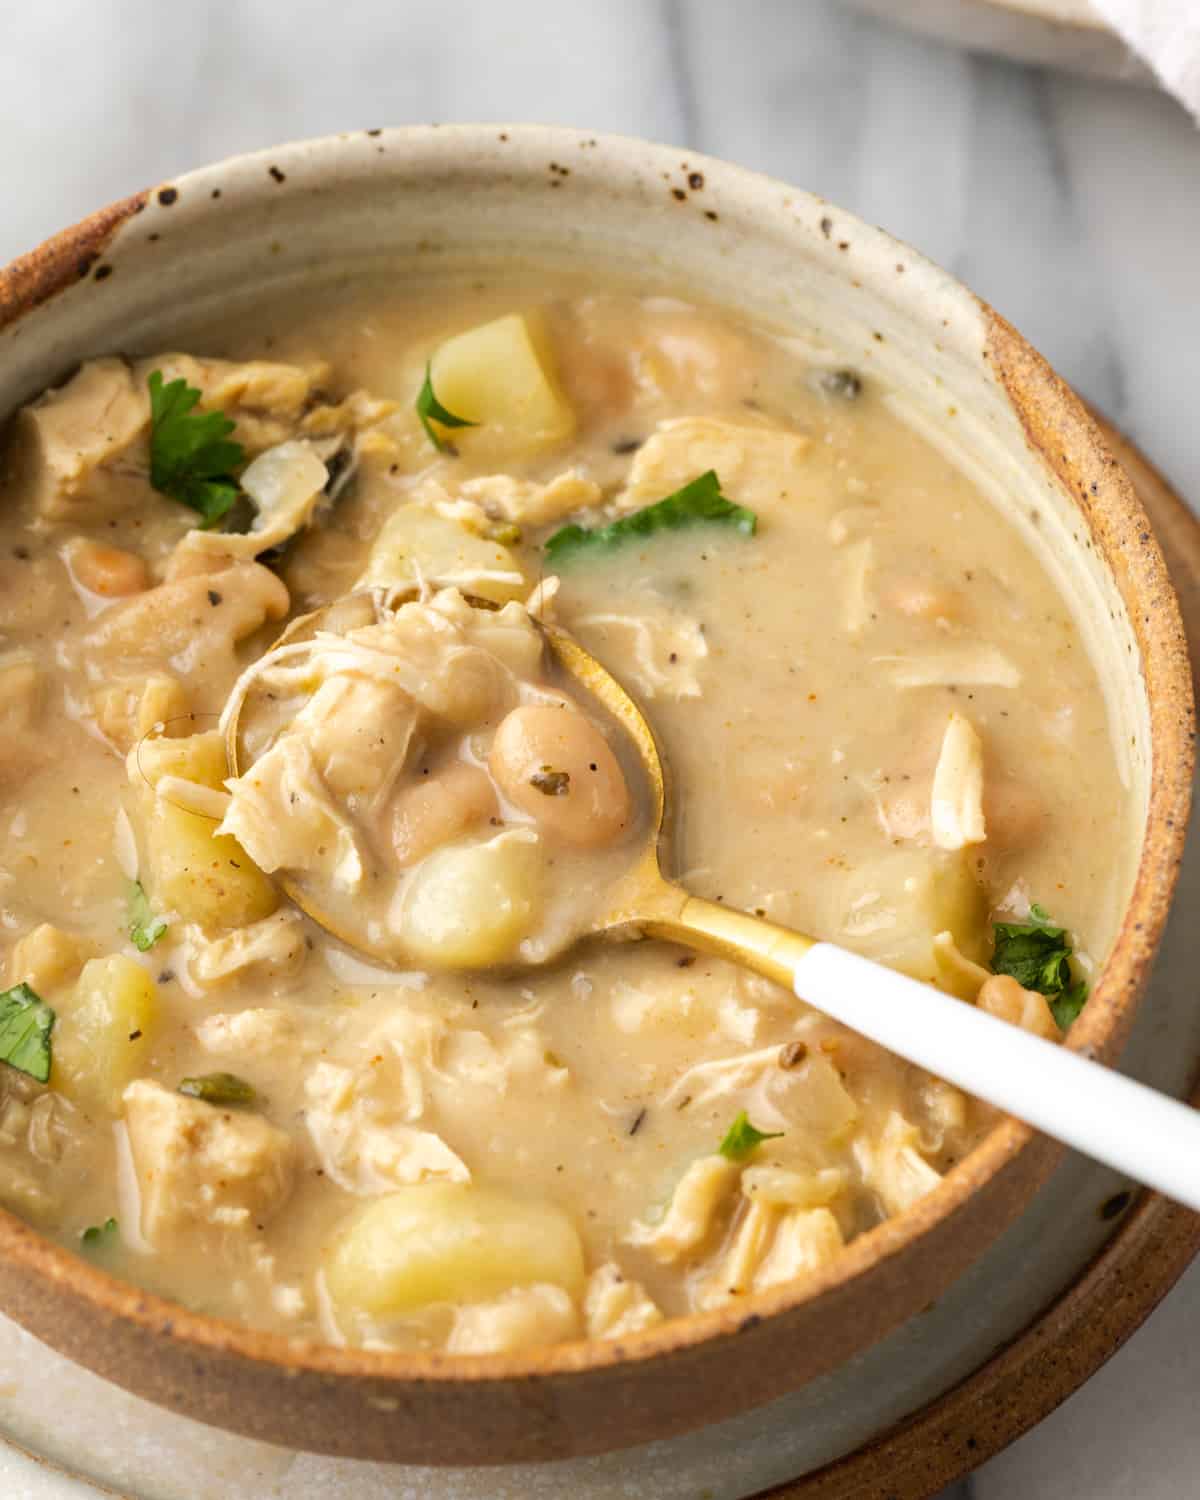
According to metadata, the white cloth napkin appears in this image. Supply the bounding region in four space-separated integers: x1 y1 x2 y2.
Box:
1089 0 1200 118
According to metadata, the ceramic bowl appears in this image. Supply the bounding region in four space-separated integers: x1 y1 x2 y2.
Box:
0 125 1191 1465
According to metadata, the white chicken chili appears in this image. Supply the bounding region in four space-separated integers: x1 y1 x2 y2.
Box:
0 279 1130 1352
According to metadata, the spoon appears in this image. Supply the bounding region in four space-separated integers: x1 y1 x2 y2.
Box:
228 590 1200 1213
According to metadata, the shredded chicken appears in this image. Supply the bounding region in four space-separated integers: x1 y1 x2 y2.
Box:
839 539 875 638
167 439 328 575
187 910 308 986
754 1206 844 1289
932 930 992 1000
930 713 987 850
575 610 708 701
460 470 602 527
880 646 1021 690
584 1263 663 1339
627 1154 739 1263
302 1060 469 1195
195 1007 299 1057
854 1110 943 1217
447 1283 578 1354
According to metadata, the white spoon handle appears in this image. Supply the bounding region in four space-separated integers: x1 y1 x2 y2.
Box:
793 942 1200 1213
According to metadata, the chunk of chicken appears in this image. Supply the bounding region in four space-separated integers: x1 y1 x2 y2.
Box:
6 353 394 529
122 1078 297 1247
292 674 419 810
165 439 328 579
85 563 289 706
195 1007 298 1058
187 910 308 986
5 358 149 522
218 734 366 894
615 417 811 516
447 1283 579 1354
459 470 602 528
584 1263 664 1339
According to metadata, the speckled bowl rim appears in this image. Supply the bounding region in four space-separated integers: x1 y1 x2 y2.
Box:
0 125 1192 1405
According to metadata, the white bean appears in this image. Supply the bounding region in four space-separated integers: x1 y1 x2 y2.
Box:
391 761 497 867
488 703 632 848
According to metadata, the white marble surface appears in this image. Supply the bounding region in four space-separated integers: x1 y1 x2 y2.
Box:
1 2 1198 1497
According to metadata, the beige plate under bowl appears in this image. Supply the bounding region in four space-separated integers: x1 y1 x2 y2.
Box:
0 125 1192 1466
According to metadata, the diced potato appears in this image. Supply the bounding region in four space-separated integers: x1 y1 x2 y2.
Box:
131 730 279 931
427 313 575 460
53 956 158 1115
356 503 526 603
826 847 987 982
326 1182 585 1317
392 832 543 968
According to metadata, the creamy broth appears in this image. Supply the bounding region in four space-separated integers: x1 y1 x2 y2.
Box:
0 279 1130 1351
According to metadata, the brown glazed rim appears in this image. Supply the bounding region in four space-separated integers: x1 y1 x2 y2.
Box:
0 135 1192 1404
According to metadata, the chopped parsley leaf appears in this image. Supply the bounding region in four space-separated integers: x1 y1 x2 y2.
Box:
530 767 570 796
0 982 54 1083
543 470 756 568
718 1110 783 1161
147 369 244 527
415 363 477 453
80 1217 118 1248
128 880 167 953
991 902 1089 1030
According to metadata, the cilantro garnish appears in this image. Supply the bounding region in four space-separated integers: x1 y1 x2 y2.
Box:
991 902 1089 1030
178 1072 257 1106
147 370 245 527
543 470 756 568
415 363 477 453
128 880 167 953
0 982 54 1083
718 1110 783 1162
80 1217 118 1249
